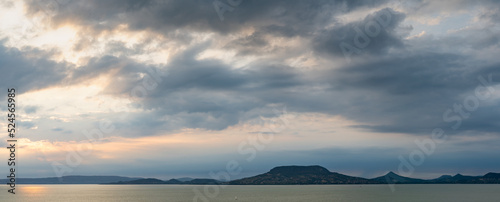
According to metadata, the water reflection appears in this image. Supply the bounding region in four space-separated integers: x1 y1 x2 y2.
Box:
19 186 47 194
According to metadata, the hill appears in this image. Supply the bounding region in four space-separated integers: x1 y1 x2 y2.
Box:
429 173 500 184
229 165 378 185
372 171 426 184
372 172 500 184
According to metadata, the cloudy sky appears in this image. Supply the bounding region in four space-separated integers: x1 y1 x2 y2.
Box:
0 0 499 180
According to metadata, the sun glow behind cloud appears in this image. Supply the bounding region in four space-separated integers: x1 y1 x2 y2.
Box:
0 1 173 66
21 76 132 117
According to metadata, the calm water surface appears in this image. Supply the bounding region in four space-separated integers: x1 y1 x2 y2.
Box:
2 184 499 202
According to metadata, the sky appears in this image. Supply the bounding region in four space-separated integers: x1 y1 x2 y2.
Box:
0 0 499 180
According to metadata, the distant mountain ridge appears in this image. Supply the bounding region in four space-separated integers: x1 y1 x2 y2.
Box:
371 171 500 184
0 175 220 185
3 166 499 185
230 166 500 185
0 176 142 184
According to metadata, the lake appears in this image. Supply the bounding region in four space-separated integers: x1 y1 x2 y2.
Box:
2 184 499 201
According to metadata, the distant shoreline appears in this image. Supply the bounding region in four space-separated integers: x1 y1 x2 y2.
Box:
3 165 499 185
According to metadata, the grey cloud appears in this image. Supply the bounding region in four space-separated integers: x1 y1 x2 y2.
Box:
91 43 500 137
20 121 36 129
449 28 500 50
0 42 69 96
402 0 500 16
224 32 269 56
24 0 388 36
321 53 500 135
3 36 491 139
99 44 303 133
68 55 123 82
23 105 39 114
479 7 500 23
23 0 395 59
260 25 301 38
312 8 407 59
51 127 64 131
13 0 500 139
330 53 469 95
62 130 73 134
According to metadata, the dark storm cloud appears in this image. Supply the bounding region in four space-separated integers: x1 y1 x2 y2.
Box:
312 8 408 59
23 0 395 59
24 0 388 36
160 58 300 93
330 53 469 95
317 52 500 134
102 44 304 133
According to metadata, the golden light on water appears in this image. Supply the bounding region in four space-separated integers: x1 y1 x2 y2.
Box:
19 186 47 194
